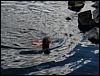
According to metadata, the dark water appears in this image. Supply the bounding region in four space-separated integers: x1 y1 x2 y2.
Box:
68 43 99 75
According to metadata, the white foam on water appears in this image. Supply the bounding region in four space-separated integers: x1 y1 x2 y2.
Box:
91 50 99 54
84 60 91 64
81 44 88 47
65 52 75 58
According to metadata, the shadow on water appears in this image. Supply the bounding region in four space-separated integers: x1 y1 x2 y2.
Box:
19 50 43 54
1 44 99 75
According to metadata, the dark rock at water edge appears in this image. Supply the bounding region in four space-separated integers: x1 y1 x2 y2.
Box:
78 9 99 44
78 10 97 33
92 1 99 23
92 1 99 8
68 1 85 12
85 27 99 44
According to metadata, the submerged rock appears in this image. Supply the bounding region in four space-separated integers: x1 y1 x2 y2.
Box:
68 1 85 12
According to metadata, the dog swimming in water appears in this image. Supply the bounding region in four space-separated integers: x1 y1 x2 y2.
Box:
42 36 51 54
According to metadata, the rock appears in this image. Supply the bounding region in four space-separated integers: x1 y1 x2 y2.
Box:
68 1 85 12
78 10 96 33
92 1 95 2
92 1 99 24
66 17 71 20
85 27 99 44
92 1 99 8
